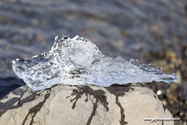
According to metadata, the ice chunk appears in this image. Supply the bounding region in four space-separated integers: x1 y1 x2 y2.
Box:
12 35 179 91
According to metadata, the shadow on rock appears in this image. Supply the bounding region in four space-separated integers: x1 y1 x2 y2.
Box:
106 84 135 125
67 84 135 125
67 85 109 125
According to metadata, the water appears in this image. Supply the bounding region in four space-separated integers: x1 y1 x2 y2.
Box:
0 0 186 94
12 35 179 91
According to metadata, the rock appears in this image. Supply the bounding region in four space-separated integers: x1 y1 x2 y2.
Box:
165 51 177 60
151 60 169 72
0 84 174 125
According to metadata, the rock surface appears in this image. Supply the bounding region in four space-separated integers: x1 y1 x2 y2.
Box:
0 84 174 125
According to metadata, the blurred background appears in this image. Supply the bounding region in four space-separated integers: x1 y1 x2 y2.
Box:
0 0 186 124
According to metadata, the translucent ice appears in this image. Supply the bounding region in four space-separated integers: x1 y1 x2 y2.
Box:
12 35 179 91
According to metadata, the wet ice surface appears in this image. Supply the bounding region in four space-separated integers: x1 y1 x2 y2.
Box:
12 35 179 91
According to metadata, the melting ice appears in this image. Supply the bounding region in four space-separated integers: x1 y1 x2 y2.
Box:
12 35 179 91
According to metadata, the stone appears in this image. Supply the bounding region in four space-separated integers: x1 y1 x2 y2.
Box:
0 84 174 125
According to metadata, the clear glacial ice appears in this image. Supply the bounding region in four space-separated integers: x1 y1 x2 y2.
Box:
12 35 179 91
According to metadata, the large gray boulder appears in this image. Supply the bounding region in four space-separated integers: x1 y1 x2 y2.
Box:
0 84 174 125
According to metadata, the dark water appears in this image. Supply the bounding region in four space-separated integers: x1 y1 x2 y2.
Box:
0 0 187 120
